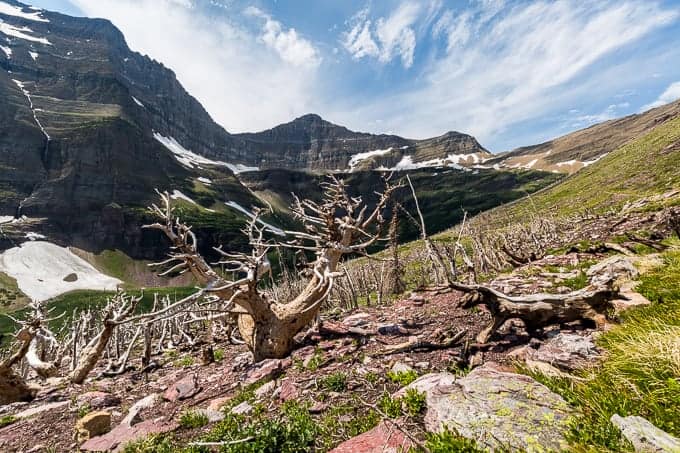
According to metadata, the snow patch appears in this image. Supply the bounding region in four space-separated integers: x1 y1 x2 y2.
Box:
0 21 51 45
348 147 392 172
524 158 538 169
0 241 122 301
153 132 258 174
225 201 285 236
131 96 144 107
28 50 37 60
13 79 50 140
197 177 212 185
381 154 469 171
0 2 49 22
0 215 14 224
25 232 45 241
0 44 10 57
582 154 607 167
170 189 197 205
555 159 579 167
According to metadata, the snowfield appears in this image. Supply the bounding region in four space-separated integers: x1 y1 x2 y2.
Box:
225 201 285 236
0 21 52 45
153 132 259 174
0 241 122 301
0 1 49 22
347 148 393 172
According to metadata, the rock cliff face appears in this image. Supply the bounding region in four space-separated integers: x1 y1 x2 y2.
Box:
0 0 539 259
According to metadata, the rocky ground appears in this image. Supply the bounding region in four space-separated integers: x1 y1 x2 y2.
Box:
1 204 679 452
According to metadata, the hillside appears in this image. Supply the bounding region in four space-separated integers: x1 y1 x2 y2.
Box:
491 99 680 174
488 111 680 223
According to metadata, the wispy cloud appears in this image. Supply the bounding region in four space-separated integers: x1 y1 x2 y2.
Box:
337 0 679 149
69 0 321 133
642 81 680 111
342 2 421 68
244 6 321 68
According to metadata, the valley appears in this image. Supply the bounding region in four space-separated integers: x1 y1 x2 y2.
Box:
0 0 679 452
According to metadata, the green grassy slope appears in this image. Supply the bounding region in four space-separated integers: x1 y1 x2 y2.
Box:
495 115 680 222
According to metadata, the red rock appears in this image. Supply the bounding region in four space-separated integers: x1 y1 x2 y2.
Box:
329 420 415 453
244 358 290 385
162 374 201 402
77 392 121 409
278 379 299 402
80 419 178 452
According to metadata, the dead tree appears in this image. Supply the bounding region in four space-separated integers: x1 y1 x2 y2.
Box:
452 269 617 343
146 176 400 361
387 203 406 295
69 292 142 384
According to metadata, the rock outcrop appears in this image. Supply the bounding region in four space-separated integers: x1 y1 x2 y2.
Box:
402 364 574 451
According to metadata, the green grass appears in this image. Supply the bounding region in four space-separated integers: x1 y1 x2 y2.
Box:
526 248 680 451
0 415 17 428
179 411 210 429
501 115 680 221
318 372 347 392
423 428 487 453
386 369 419 386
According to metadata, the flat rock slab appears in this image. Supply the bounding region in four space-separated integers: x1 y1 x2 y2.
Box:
329 420 415 453
14 401 69 419
611 415 680 453
403 365 573 451
163 374 201 402
76 392 121 409
529 332 600 371
81 418 178 452
244 358 290 386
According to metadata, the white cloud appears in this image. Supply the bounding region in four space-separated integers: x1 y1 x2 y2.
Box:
70 0 321 133
245 6 321 68
641 81 680 111
336 1 679 149
342 2 421 68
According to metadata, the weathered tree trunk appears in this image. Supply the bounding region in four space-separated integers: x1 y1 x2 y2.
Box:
455 281 615 343
25 335 58 379
0 328 36 403
69 323 114 384
0 366 35 404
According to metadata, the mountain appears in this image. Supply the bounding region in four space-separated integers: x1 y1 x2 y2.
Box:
233 114 491 171
491 99 680 173
0 0 512 259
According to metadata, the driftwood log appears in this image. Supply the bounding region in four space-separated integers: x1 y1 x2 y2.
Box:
452 279 616 343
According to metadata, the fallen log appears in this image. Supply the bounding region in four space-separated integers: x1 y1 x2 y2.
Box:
372 330 466 356
452 279 616 343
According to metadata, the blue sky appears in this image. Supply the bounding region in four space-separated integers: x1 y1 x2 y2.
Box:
27 0 680 152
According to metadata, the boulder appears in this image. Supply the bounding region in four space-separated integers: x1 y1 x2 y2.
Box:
80 418 178 452
76 411 111 441
194 409 225 423
529 333 600 371
163 374 201 402
278 379 299 402
231 401 253 415
611 415 680 453
76 392 121 409
586 255 639 283
402 364 573 451
244 358 290 385
329 420 415 453
122 394 159 426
